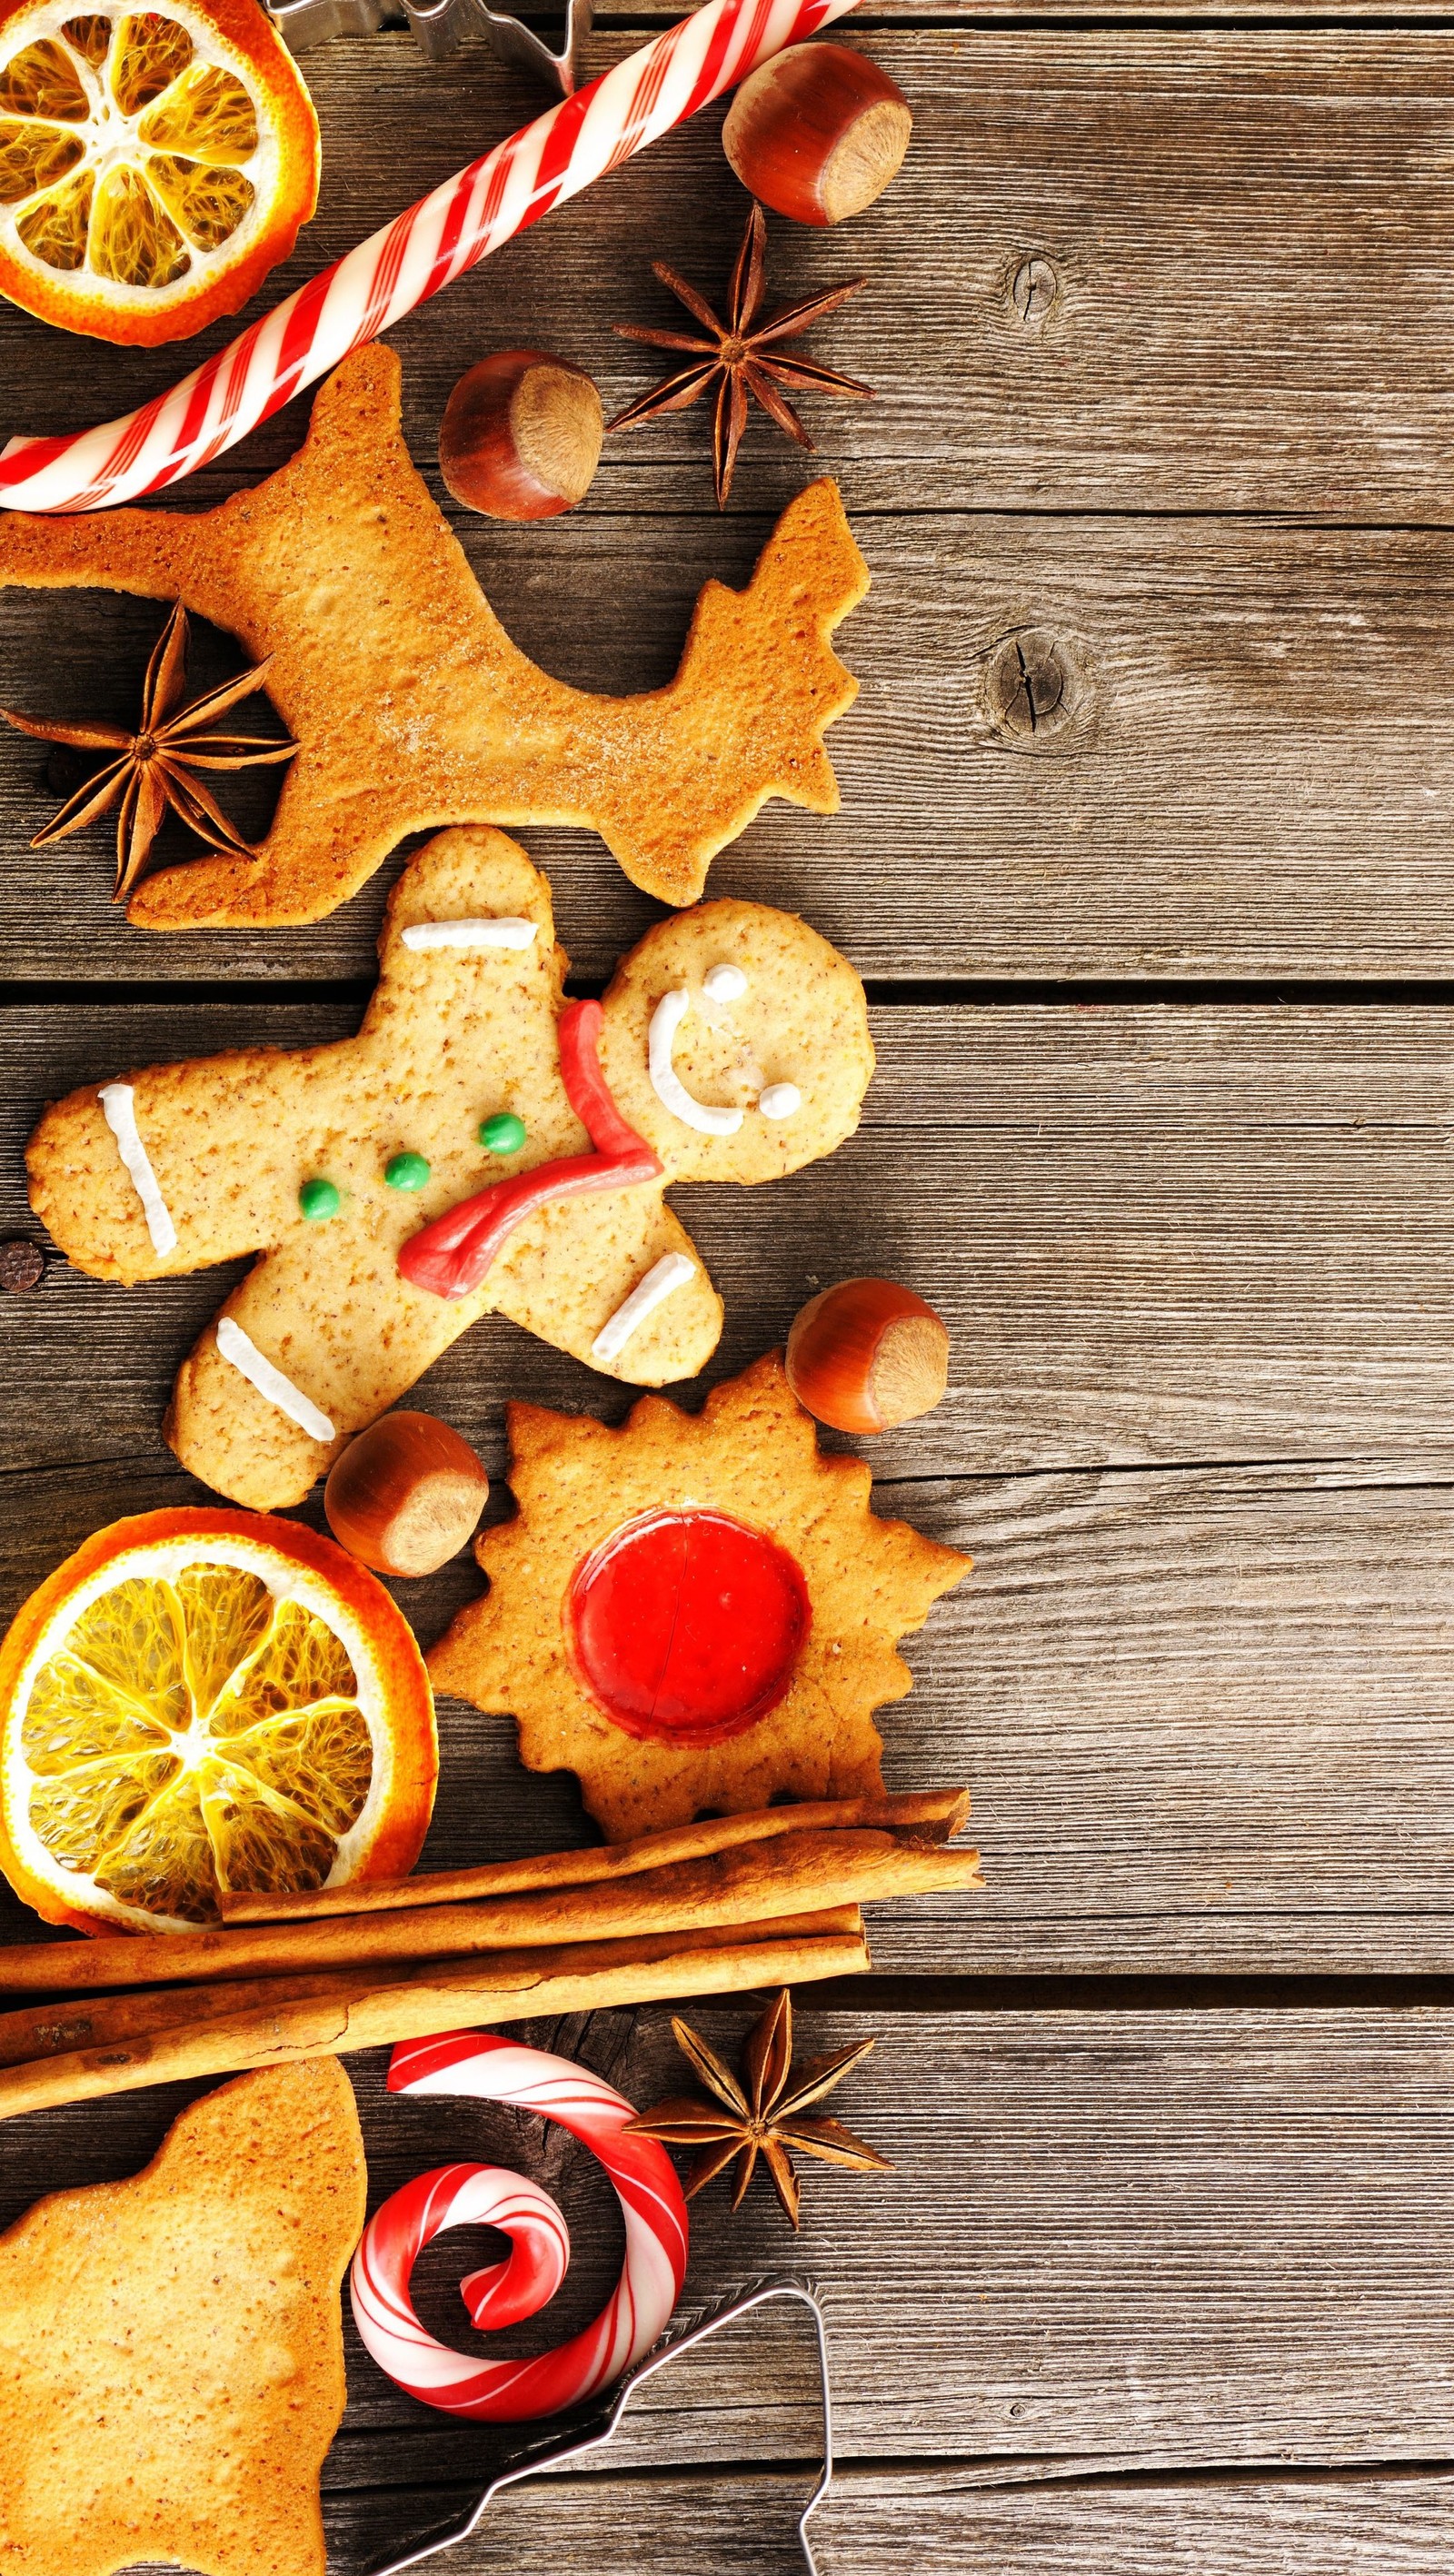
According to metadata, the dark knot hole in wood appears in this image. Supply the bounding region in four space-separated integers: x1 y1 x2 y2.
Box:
982 627 1096 752
1011 255 1060 328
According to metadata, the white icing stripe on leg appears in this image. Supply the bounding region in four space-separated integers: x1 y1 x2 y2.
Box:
591 1252 697 1365
97 1082 177 1257
401 919 539 950
215 1317 336 1442
647 990 742 1136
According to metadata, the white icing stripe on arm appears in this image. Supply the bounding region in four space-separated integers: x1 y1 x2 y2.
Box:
592 1253 697 1365
97 1082 176 1257
402 918 538 950
215 1317 336 1442
647 990 743 1136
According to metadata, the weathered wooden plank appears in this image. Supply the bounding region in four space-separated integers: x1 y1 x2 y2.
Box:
5 2009 1454 2480
7 40 1454 978
318 2462 1454 2576
10 1004 1454 1967
7 1001 1454 1475
12 510 1454 980
8 1444 1454 1972
6 34 1454 521
106 2463 1454 2576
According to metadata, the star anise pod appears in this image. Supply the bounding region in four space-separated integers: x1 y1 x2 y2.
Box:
1 602 297 903
608 200 872 508
624 1987 891 2229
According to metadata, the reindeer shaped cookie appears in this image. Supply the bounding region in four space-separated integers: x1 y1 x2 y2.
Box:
0 345 869 927
27 827 875 1509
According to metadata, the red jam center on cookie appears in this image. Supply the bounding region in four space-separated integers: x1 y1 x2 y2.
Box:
567 1509 811 1746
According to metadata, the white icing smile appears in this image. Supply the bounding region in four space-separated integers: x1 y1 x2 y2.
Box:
402 918 538 950
646 969 804 1133
592 1251 696 1365
648 989 743 1136
98 1082 176 1258
215 1318 335 1443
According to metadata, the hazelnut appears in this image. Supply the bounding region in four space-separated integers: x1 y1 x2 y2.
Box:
324 1411 488 1577
438 351 603 521
722 45 912 228
785 1278 950 1434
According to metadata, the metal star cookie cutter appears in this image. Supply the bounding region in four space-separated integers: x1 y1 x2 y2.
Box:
364 2273 834 2576
265 0 593 90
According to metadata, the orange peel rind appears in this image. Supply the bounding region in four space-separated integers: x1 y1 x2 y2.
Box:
0 1506 437 1934
0 0 319 345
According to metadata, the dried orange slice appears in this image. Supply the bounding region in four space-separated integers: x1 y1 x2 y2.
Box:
0 1508 436 1934
0 0 318 344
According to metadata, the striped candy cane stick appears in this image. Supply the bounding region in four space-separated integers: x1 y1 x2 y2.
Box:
0 0 863 515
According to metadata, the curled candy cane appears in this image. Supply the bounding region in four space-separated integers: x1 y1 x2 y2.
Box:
351 2032 690 2421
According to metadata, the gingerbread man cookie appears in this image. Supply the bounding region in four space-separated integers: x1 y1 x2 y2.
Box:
0 344 869 923
26 829 875 1510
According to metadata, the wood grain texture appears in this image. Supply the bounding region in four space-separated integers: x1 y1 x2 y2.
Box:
319 2464 1454 2576
8 1001 1454 1477
3 21 1451 2554
4 32 1454 522
8 1445 1454 1972
91 2465 1454 2576
8 39 1454 976
10 1005 1454 1969
6 2008 1454 2492
11 1000 1454 1966
15 516 1454 980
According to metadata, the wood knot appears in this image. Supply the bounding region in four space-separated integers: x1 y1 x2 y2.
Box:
1009 256 1060 330
982 628 1097 752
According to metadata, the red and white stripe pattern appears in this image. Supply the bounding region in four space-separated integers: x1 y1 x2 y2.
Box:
0 0 863 516
350 2032 690 2421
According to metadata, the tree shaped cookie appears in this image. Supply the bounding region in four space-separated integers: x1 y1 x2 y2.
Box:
0 343 868 924
27 826 875 1510
431 1352 971 1842
0 2060 364 2576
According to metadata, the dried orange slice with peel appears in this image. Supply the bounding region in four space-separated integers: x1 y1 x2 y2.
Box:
0 1508 436 1934
0 0 318 344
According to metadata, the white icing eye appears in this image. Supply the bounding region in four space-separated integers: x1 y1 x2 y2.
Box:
758 1083 802 1121
702 961 748 1003
647 989 743 1137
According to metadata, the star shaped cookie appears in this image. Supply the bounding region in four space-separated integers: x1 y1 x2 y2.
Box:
431 1353 972 1841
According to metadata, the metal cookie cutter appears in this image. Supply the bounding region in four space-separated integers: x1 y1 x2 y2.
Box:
264 0 593 92
365 2273 834 2576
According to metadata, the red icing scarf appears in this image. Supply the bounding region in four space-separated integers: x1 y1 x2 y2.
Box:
397 1000 662 1302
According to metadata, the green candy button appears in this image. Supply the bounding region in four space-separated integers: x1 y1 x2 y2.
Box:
299 1178 340 1222
385 1151 431 1192
479 1111 527 1157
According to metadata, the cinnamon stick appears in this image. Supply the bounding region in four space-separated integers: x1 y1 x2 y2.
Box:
0 1913 871 2123
0 1905 864 2070
217 1786 972 1923
0 1825 980 1998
